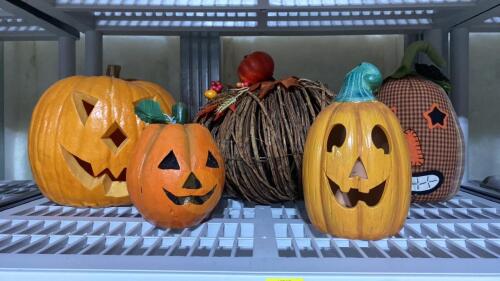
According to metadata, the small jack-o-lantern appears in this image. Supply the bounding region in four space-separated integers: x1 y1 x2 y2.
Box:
378 41 464 202
29 66 175 207
303 62 411 240
127 101 225 229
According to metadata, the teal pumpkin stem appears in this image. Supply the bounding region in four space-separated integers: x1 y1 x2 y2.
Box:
391 41 446 79
336 62 382 103
172 102 188 125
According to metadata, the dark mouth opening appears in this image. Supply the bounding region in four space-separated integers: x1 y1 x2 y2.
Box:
163 186 216 205
72 152 126 181
328 177 385 208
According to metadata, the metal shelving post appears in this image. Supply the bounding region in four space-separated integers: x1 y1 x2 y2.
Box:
422 28 448 73
450 27 470 184
58 36 76 78
180 32 221 119
84 30 103 76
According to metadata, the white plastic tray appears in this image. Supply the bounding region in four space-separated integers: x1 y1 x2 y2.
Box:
0 182 498 281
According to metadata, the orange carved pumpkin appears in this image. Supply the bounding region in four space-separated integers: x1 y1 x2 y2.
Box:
127 102 225 229
28 68 175 207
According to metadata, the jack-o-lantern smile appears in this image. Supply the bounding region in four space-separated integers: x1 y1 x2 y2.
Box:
163 186 216 205
65 149 127 181
60 145 127 197
328 177 385 208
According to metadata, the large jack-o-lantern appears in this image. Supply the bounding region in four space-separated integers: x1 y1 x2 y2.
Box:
29 66 175 207
378 41 464 202
127 101 225 229
303 63 411 240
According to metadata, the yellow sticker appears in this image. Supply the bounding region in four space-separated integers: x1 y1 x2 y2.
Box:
266 277 304 281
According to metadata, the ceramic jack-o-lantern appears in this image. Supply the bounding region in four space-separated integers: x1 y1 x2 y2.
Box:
127 101 225 229
378 41 464 202
303 62 411 240
29 65 175 207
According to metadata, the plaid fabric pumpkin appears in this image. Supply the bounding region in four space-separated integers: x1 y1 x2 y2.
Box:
378 76 464 202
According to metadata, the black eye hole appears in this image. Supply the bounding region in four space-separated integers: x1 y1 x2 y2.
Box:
327 124 346 152
206 151 219 168
159 151 180 170
371 125 390 154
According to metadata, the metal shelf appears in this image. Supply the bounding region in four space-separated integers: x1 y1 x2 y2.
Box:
0 185 498 280
0 0 498 40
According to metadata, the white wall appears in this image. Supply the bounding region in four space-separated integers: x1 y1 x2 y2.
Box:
469 33 500 181
222 35 404 92
4 41 59 180
3 34 499 181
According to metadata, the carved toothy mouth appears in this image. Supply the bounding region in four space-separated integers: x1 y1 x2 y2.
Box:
163 186 216 205
327 177 385 208
412 171 443 194
60 146 127 197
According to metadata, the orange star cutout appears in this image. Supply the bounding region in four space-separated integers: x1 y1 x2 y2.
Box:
423 103 448 129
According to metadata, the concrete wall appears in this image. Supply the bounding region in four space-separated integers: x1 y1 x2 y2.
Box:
2 34 499 181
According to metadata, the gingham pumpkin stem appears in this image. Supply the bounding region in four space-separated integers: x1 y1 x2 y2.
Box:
391 41 446 79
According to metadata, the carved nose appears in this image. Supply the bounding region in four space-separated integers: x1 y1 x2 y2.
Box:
350 158 368 179
183 172 202 189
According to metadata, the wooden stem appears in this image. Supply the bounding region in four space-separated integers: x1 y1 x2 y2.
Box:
106 65 121 78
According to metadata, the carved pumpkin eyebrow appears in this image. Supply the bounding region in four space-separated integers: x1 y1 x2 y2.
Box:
73 92 98 124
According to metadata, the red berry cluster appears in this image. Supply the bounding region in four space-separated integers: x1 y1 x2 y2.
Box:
210 81 223 93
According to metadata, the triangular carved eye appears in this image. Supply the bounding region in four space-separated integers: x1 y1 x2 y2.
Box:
73 92 98 124
206 151 219 168
159 151 180 170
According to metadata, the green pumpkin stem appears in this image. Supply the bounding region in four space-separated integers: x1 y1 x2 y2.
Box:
391 41 446 79
172 103 188 124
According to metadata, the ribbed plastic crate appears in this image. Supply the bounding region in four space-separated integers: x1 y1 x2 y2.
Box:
0 181 41 211
0 185 498 281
